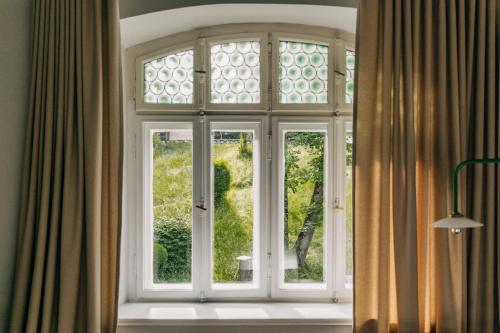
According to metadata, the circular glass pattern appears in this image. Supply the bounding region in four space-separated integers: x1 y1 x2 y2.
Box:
345 50 355 104
278 41 328 104
143 49 194 104
210 41 260 104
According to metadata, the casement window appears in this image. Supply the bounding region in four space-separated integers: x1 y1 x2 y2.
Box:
126 24 354 302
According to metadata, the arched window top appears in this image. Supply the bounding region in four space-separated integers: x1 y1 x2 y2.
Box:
132 24 354 114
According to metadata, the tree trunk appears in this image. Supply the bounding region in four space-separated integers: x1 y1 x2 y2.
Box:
294 181 323 267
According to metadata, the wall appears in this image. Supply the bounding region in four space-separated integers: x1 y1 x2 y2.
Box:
0 0 32 330
119 0 357 19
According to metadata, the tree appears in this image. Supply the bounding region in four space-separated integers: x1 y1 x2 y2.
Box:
284 132 325 268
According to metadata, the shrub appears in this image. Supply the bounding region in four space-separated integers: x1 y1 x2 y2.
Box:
154 217 192 281
213 160 231 208
153 242 168 283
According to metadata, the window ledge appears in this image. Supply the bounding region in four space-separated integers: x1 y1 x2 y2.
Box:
118 302 352 326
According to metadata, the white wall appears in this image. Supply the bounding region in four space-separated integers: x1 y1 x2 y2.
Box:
119 0 357 19
120 4 357 48
0 0 31 330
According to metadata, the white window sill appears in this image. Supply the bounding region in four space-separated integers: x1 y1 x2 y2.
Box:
118 302 352 326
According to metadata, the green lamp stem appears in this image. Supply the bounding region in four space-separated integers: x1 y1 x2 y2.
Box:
452 158 500 214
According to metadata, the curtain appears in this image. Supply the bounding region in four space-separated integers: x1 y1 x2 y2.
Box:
9 0 123 332
354 0 499 332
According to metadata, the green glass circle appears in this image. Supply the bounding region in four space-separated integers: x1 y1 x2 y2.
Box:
223 92 236 103
303 43 317 54
280 79 292 93
346 82 354 93
287 42 301 53
287 66 300 80
310 54 324 66
304 93 316 103
158 94 171 103
311 79 323 92
145 67 156 81
303 66 316 79
289 93 300 103
295 53 308 67
295 79 308 93
173 95 186 104
151 81 164 94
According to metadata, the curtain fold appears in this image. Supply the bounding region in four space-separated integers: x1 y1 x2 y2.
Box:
9 0 122 332
354 0 499 332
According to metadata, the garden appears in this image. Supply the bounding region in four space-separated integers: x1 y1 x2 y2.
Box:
152 130 333 284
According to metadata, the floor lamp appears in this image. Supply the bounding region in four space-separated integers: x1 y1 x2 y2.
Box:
432 158 500 234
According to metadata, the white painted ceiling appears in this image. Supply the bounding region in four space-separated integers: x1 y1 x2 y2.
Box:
120 4 357 48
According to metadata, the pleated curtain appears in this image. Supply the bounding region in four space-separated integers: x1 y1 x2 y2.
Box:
9 0 123 332
354 0 499 332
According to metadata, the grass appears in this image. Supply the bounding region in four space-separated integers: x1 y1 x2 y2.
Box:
152 134 325 284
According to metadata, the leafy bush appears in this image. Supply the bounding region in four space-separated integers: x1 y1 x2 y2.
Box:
154 217 192 282
213 160 231 208
153 242 169 283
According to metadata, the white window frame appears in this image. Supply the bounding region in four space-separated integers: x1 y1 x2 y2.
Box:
137 117 202 299
271 117 335 299
124 23 354 303
203 116 269 299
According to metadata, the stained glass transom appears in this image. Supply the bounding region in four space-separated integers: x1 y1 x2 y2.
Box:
278 41 328 104
144 49 194 104
210 41 260 104
345 50 355 103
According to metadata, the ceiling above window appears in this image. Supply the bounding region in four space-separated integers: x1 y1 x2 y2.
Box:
120 4 357 48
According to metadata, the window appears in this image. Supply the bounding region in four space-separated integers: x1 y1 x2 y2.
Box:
144 49 194 104
278 41 329 104
127 24 354 302
210 41 261 104
345 50 355 104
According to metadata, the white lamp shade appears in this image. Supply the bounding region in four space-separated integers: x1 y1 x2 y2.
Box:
432 215 484 229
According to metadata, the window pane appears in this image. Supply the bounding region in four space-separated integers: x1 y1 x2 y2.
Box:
152 129 193 284
278 41 328 104
345 50 355 103
283 131 326 284
211 41 260 104
144 49 194 104
211 130 256 283
344 128 353 288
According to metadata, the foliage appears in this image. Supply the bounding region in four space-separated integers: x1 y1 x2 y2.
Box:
284 131 325 281
154 217 192 282
153 133 165 159
151 134 327 284
213 160 231 208
153 242 169 283
238 132 253 159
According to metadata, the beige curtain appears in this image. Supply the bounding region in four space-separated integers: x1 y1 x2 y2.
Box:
9 0 123 332
354 0 499 332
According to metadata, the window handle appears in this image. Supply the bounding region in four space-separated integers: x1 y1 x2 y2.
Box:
334 198 344 211
195 204 207 211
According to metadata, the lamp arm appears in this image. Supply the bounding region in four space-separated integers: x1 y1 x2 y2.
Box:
452 158 500 214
